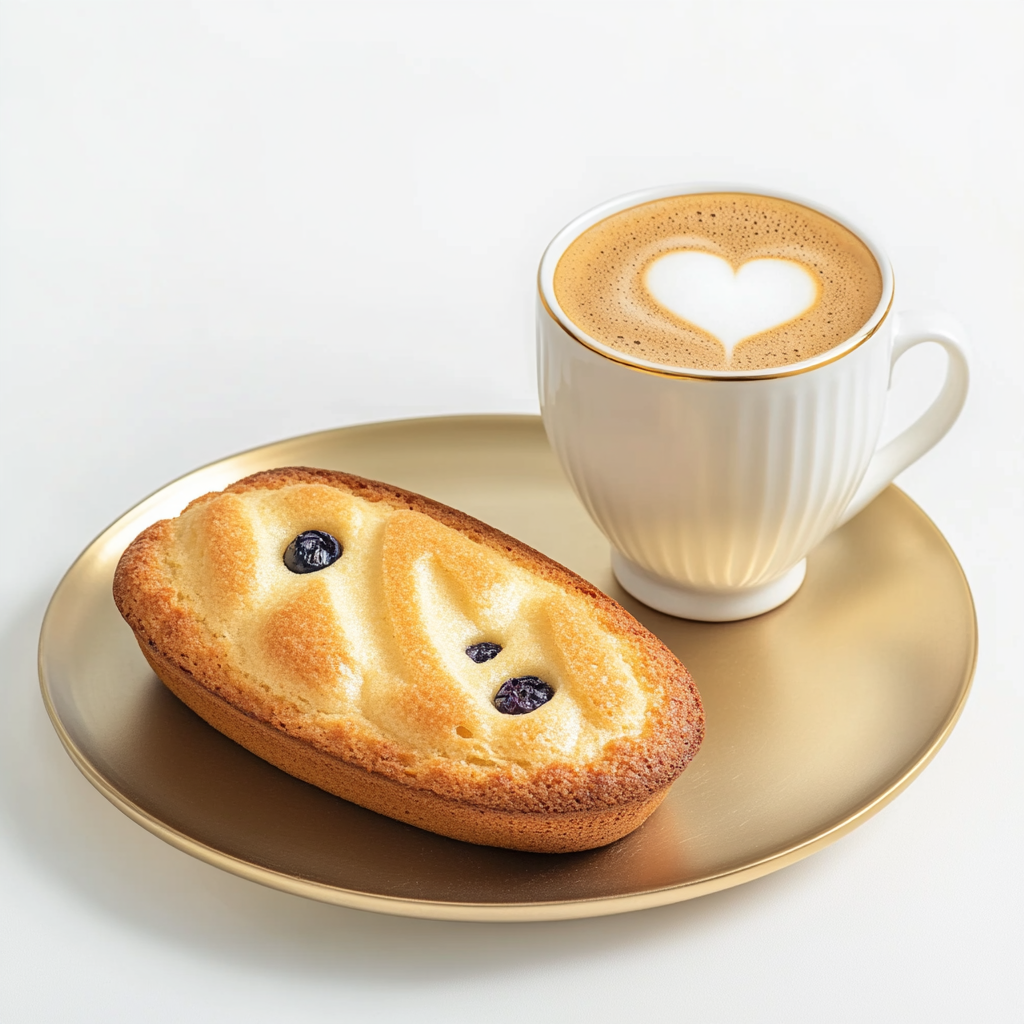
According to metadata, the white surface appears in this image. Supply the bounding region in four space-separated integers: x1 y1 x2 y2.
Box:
1 1 1021 1020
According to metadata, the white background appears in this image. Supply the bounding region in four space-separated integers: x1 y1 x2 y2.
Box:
2 2 1022 1020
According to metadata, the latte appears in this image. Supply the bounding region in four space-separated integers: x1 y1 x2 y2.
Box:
552 193 883 371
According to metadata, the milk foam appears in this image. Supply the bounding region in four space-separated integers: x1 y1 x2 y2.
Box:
552 193 883 372
644 253 818 359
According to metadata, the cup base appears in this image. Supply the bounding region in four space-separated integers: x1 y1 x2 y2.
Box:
611 552 807 622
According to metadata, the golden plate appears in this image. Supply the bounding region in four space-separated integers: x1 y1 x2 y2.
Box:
38 415 976 921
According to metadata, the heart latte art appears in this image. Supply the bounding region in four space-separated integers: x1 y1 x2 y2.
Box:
553 192 884 372
644 252 819 359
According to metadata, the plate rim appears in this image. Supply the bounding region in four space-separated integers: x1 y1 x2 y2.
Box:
37 414 978 922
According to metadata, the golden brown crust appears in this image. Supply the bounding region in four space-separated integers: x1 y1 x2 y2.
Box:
113 467 704 850
139 640 669 853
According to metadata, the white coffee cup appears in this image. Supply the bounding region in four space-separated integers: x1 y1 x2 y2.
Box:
537 184 970 621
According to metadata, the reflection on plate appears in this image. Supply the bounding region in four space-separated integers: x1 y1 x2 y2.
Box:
39 416 976 921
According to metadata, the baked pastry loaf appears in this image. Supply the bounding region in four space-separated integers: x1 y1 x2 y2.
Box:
113 468 704 853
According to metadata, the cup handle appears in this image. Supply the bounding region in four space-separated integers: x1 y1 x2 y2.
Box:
838 310 970 526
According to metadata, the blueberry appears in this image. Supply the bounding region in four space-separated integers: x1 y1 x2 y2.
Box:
494 676 554 715
466 642 502 664
283 531 342 574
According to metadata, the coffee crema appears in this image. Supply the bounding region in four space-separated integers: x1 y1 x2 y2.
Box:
552 193 883 371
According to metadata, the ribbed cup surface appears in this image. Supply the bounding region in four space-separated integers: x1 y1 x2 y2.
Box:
538 308 891 593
